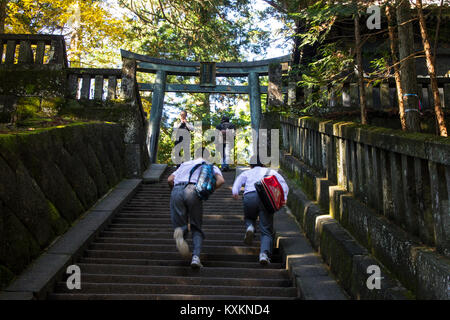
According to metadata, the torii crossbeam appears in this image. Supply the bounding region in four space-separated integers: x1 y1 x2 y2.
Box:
120 49 291 164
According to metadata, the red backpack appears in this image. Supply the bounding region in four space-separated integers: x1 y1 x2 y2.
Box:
254 169 286 214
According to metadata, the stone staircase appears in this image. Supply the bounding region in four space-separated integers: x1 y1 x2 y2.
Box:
48 168 298 300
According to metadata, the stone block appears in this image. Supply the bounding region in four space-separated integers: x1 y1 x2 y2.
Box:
303 204 323 249
350 255 411 300
15 132 84 223
0 156 58 248
319 221 368 292
0 203 41 275
340 195 372 248
295 275 348 300
415 248 450 300
143 164 168 183
92 187 134 212
328 186 348 222
316 177 332 210
125 143 143 178
115 179 142 190
45 210 115 258
286 186 312 225
314 215 334 250
0 291 34 300
274 208 302 238
368 215 418 292
4 253 72 300
0 123 127 290
52 145 98 210
273 205 347 300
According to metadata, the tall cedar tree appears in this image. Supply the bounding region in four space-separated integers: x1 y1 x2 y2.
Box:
416 0 448 137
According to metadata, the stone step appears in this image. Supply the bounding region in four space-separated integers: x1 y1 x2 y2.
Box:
101 228 260 241
48 293 294 300
95 237 261 247
71 263 290 279
122 206 245 212
100 231 259 241
61 272 290 287
55 282 297 297
49 167 298 300
130 194 242 199
118 211 244 216
84 250 279 263
116 213 245 220
89 243 261 255
112 218 244 226
79 257 283 269
127 200 241 203
105 224 258 231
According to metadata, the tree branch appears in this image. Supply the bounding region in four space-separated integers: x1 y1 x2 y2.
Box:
262 0 288 14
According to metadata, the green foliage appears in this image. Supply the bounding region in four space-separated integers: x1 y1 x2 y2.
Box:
291 1 354 48
155 94 253 164
298 42 353 111
119 0 269 61
5 0 127 67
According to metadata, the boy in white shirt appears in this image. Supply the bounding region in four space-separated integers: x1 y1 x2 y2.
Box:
168 157 225 268
173 111 195 168
232 162 289 265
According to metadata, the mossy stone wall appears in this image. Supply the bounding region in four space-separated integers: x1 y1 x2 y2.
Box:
280 116 450 299
0 68 67 123
0 123 126 289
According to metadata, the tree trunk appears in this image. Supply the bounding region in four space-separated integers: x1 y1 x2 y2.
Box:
416 0 448 137
354 10 367 124
433 0 444 65
68 1 82 66
0 0 8 33
396 0 421 132
292 19 304 105
386 3 407 131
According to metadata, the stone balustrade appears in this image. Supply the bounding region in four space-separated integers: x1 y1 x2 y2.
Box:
66 68 122 101
281 116 450 257
304 77 450 110
0 34 67 67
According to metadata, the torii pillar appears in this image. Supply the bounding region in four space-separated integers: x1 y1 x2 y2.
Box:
248 72 262 163
148 70 167 164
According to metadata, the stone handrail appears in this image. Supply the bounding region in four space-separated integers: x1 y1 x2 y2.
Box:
314 77 450 110
280 116 450 257
0 34 68 67
66 68 122 101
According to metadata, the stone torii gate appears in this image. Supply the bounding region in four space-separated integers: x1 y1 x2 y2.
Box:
121 50 290 164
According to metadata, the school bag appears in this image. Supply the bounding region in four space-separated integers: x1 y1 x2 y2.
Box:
187 162 217 201
254 169 285 214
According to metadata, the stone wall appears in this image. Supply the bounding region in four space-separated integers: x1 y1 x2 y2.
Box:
280 116 450 299
0 35 149 179
0 123 126 289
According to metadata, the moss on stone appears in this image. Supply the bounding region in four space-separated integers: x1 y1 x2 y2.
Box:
59 99 131 123
0 265 15 290
299 175 315 200
0 122 126 284
47 200 69 235
15 97 41 122
0 202 41 275
0 69 66 97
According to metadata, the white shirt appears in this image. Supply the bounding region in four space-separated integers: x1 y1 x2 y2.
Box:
172 158 222 185
232 167 289 201
173 120 194 131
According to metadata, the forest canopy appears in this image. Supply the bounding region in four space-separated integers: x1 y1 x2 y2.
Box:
1 0 449 161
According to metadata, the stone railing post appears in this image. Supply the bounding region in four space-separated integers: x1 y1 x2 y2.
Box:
267 63 283 112
121 58 145 178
